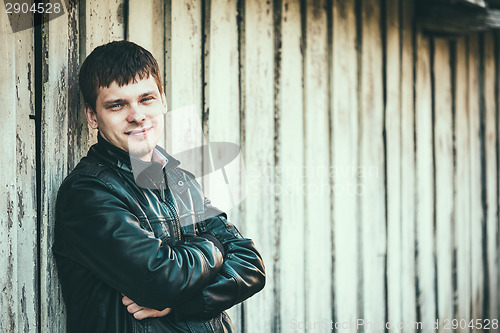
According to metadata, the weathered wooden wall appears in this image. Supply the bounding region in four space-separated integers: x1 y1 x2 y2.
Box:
0 7 37 333
1 0 500 332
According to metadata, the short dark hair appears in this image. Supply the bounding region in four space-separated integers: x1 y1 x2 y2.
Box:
79 40 163 112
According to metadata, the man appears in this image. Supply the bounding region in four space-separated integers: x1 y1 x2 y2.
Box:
53 40 265 333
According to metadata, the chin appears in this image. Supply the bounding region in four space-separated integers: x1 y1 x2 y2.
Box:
126 130 161 158
127 142 155 159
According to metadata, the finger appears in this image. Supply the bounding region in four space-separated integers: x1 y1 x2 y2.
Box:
158 307 172 316
126 303 144 314
121 296 134 306
133 309 155 320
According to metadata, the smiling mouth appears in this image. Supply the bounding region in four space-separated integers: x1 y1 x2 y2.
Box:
126 126 153 136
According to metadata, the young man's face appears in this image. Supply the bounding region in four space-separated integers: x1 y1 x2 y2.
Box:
85 75 166 161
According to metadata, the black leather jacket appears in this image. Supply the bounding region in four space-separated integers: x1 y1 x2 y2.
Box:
53 135 265 333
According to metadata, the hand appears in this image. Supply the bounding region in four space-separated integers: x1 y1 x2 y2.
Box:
121 295 172 320
198 216 241 245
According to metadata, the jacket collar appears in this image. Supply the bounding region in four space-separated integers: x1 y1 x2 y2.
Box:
90 133 180 188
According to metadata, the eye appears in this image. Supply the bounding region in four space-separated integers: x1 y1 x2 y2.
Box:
141 96 154 103
108 103 123 110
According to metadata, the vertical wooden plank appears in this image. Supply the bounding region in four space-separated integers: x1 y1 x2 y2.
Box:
165 0 202 112
40 1 81 332
127 0 165 76
242 0 275 332
41 14 70 333
204 0 241 212
360 0 386 329
483 31 498 323
0 7 38 332
454 37 472 332
67 0 83 171
304 0 332 326
83 0 125 53
415 32 436 331
14 17 38 333
433 38 454 331
204 0 242 328
205 0 241 143
165 0 203 171
468 34 484 328
400 0 417 330
0 9 20 333
332 0 359 325
385 0 402 330
278 0 305 331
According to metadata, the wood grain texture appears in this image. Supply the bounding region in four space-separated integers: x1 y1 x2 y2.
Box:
415 32 437 331
66 0 84 171
0 8 20 333
164 0 204 177
83 0 125 53
14 21 38 333
360 0 386 329
127 0 164 76
278 0 306 330
468 34 484 328
454 37 472 332
304 0 332 326
0 6 38 333
39 1 83 332
40 5 72 333
204 0 241 214
203 0 243 327
433 38 454 331
482 31 498 323
165 0 202 112
242 1 276 332
385 0 403 330
400 0 417 329
331 0 359 325
2 2 500 332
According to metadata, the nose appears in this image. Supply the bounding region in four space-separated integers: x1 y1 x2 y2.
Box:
126 104 146 123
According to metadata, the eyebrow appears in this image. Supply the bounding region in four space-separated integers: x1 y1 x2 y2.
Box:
139 91 156 97
103 91 157 106
103 98 126 106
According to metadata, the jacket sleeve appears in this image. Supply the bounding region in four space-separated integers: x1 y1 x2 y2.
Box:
55 174 224 311
173 215 266 321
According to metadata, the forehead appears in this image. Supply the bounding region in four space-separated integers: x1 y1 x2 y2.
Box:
96 75 160 102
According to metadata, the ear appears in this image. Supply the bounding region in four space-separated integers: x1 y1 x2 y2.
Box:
84 105 99 129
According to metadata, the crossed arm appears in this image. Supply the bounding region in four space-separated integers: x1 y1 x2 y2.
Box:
121 215 266 321
57 175 265 321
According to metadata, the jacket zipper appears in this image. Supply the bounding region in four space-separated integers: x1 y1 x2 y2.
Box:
156 173 181 243
163 187 181 242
